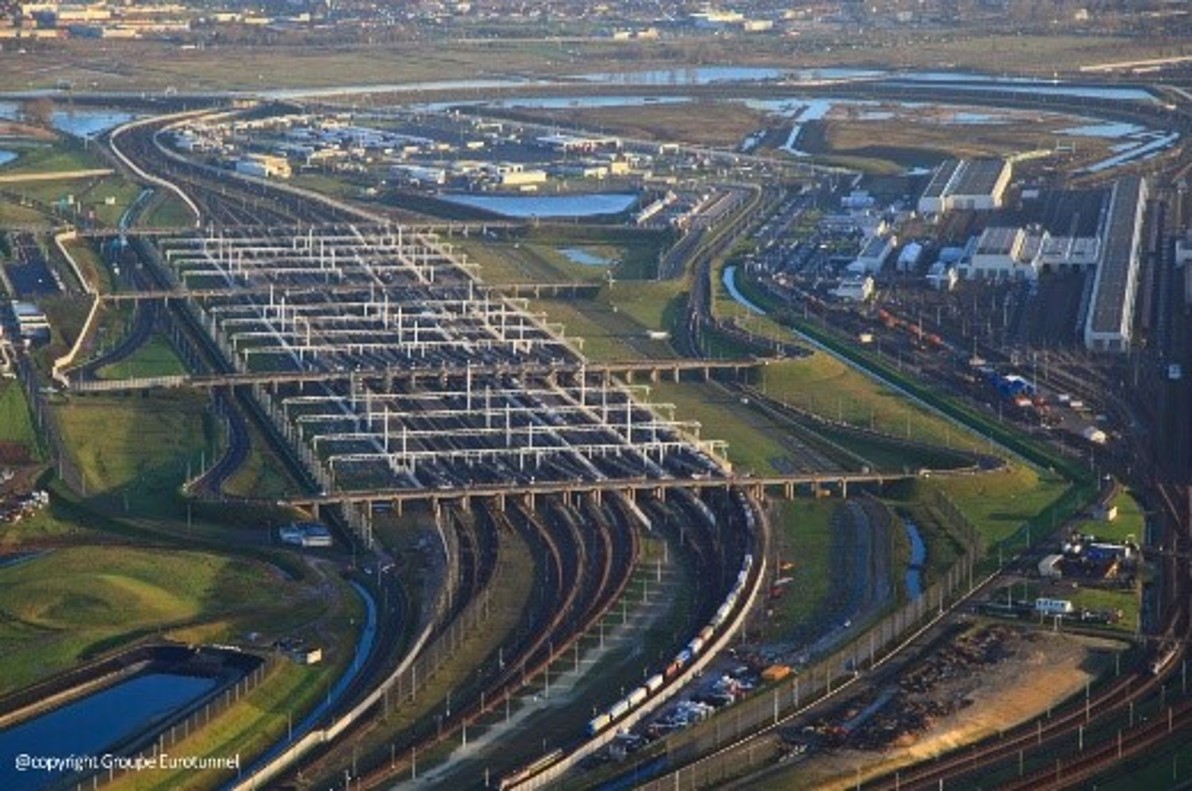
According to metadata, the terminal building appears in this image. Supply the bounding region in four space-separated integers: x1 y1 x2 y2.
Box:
1084 176 1147 352
918 158 1012 214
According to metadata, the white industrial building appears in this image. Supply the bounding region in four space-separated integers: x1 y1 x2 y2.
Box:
235 153 291 179
1038 235 1101 272
1084 177 1147 352
918 158 1012 214
487 163 548 188
956 226 1103 282
391 164 447 186
847 234 894 275
959 226 1035 280
833 275 875 302
11 301 49 342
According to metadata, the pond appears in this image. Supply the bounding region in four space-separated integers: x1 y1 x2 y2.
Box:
560 247 614 266
437 192 638 218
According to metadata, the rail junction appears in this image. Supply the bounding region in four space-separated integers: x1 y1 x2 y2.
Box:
32 70 1192 789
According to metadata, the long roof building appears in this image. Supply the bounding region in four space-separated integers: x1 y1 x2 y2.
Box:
1084 176 1147 352
918 158 1012 214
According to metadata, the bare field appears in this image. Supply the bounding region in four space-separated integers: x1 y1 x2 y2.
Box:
772 630 1125 791
2 32 1179 93
517 99 769 148
820 110 1110 163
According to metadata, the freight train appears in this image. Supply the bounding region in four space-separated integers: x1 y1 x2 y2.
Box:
585 552 754 737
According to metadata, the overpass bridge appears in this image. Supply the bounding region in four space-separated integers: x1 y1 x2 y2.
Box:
93 280 602 304
276 469 939 516
66 357 767 392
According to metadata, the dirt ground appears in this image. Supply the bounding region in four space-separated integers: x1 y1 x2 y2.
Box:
0 122 55 141
782 629 1125 790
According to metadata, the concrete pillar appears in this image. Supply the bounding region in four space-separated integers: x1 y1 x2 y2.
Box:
840 479 848 499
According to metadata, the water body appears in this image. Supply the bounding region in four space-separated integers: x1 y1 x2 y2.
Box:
1056 121 1146 139
884 80 1156 102
576 66 884 85
50 108 136 137
903 517 926 600
437 192 638 218
722 265 765 315
1084 131 1180 173
576 66 788 85
487 95 690 110
0 150 15 167
0 102 135 136
560 247 612 266
0 673 218 791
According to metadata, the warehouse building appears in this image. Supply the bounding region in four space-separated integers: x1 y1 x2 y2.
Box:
918 158 1012 214
235 153 291 179
1084 176 1147 352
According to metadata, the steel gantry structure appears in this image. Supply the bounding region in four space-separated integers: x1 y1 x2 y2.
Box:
142 223 738 543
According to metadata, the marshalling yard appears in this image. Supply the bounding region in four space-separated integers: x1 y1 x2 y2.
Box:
1 52 1192 791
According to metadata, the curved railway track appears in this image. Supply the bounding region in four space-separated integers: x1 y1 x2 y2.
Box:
326 495 640 790
95 103 777 791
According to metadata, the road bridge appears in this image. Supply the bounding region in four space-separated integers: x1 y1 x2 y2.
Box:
65 357 768 392
277 469 934 516
93 280 602 303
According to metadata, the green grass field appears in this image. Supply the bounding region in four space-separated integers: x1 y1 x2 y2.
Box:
1072 487 1145 545
139 194 198 228
762 355 984 454
221 420 302 501
459 226 666 286
765 499 840 640
83 177 142 227
0 546 320 695
924 464 1071 545
53 391 216 511
60 236 110 292
0 142 104 175
648 380 792 474
106 568 363 791
96 335 188 380
0 380 40 457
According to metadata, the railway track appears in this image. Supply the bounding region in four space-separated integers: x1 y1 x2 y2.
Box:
328 495 638 789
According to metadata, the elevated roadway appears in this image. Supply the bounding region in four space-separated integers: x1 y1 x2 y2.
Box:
92 280 601 303
64 357 766 392
280 470 927 513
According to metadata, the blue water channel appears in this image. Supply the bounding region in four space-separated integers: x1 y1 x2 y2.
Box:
722 265 766 315
0 673 219 791
0 150 16 167
231 580 378 787
437 192 638 218
903 517 927 600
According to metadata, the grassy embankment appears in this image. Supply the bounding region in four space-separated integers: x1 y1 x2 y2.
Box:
0 379 41 458
0 546 327 695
